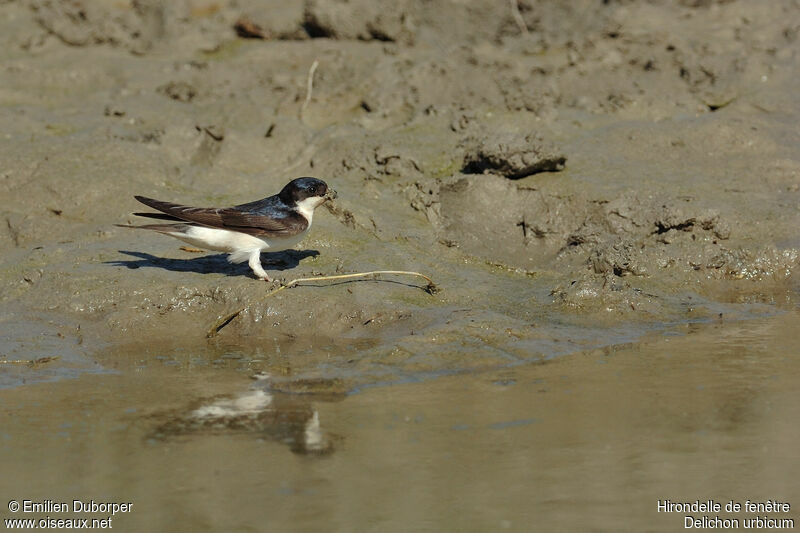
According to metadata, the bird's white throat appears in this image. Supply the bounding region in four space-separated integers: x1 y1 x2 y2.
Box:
294 196 326 222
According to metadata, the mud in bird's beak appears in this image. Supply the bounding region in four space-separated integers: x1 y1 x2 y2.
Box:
324 189 338 201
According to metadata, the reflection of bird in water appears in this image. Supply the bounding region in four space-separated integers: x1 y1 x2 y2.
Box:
149 384 337 455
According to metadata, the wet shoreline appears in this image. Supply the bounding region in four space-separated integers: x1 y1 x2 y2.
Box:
1 309 798 531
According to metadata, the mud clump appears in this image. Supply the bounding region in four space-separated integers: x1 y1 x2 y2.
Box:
462 133 566 179
432 174 587 268
589 241 648 278
303 0 415 44
158 81 197 103
413 172 796 314
231 1 307 41
549 273 667 317
565 195 732 252
231 0 414 43
415 175 741 280
30 0 167 53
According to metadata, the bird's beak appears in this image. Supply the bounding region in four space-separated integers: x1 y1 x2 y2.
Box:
325 189 338 201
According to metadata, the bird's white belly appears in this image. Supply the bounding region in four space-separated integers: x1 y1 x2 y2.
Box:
168 226 309 261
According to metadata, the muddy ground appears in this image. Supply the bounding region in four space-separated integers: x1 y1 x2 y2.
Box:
0 0 798 389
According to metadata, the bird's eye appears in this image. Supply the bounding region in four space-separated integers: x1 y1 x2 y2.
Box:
309 187 316 194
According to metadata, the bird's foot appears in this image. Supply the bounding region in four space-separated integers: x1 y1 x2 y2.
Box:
249 252 272 282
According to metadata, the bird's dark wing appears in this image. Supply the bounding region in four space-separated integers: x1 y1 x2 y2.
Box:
133 196 308 237
133 212 183 221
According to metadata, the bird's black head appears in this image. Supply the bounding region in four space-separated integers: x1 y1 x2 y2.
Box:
279 177 328 205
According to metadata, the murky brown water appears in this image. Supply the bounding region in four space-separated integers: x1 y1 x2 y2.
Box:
1 310 798 531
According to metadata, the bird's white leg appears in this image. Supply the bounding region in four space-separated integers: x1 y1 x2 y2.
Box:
248 250 271 281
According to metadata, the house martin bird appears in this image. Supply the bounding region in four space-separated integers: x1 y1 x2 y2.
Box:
118 177 333 281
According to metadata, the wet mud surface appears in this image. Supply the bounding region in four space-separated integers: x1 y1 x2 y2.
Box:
0 0 798 391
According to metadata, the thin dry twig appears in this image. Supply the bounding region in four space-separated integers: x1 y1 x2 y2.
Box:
509 0 528 36
301 59 319 115
207 270 439 338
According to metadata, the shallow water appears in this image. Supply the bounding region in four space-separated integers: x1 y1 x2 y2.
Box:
1 309 798 531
